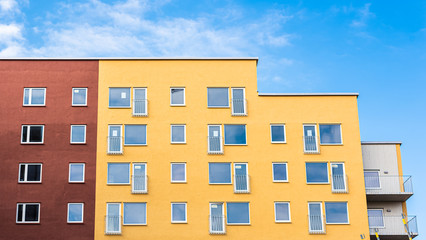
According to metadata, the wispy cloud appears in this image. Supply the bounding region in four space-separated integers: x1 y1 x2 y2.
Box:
350 3 374 28
0 0 17 13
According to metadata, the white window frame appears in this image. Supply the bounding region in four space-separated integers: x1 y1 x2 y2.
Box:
274 202 291 223
16 203 40 223
23 88 46 106
207 87 229 108
209 202 225 234
233 163 249 193
208 162 232 185
69 163 85 183
67 203 84 223
224 124 247 146
306 162 329 184
308 202 324 233
122 202 147 226
106 203 122 233
272 163 288 183
109 87 131 108
108 125 123 154
231 87 246 115
364 170 381 189
330 162 347 192
170 124 186 144
132 163 147 193
124 124 147 146
21 125 44 144
18 163 42 183
171 202 187 223
170 87 185 106
171 163 187 183
226 202 251 225
70 125 87 144
133 88 148 116
270 124 286 143
208 124 223 154
72 88 88 106
368 209 385 228
319 124 343 145
107 163 131 185
303 124 319 153
325 202 350 225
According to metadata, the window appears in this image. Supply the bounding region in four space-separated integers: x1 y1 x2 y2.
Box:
123 203 146 225
21 125 44 144
308 202 324 233
331 163 347 192
208 125 223 154
306 162 329 183
319 124 342 144
124 125 147 145
69 163 85 183
19 163 42 183
209 163 231 184
106 203 121 234
274 202 291 222
231 88 246 115
108 125 122 154
170 88 185 106
133 88 148 116
72 88 87 106
234 163 249 193
109 88 131 108
224 124 246 145
325 202 349 224
209 203 225 234
16 203 40 223
272 163 288 182
23 88 46 106
70 125 86 144
171 203 187 223
207 87 229 107
226 202 250 225
303 124 318 153
107 163 130 184
171 125 186 144
368 209 384 228
68 203 84 223
270 124 286 143
364 171 381 189
132 163 147 193
171 163 186 183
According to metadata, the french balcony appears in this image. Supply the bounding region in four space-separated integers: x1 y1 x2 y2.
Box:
209 215 226 234
132 175 148 194
231 98 247 116
303 136 320 154
107 136 123 155
208 136 223 154
331 175 348 193
308 215 326 234
105 215 121 235
234 175 250 193
369 215 418 239
365 175 413 202
132 99 148 117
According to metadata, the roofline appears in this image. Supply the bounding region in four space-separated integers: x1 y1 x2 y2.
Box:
361 141 402 145
258 93 359 97
0 57 258 63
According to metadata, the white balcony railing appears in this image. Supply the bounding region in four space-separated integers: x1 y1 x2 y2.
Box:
209 215 226 234
208 136 223 154
308 215 325 234
234 175 250 193
132 175 148 194
332 175 348 193
107 136 123 154
105 215 121 235
303 136 319 154
369 215 418 237
365 175 413 195
133 99 148 116
231 98 247 116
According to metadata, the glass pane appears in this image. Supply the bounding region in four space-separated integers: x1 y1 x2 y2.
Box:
364 171 380 188
306 163 328 183
210 203 223 216
107 204 120 216
70 164 84 182
325 202 348 223
25 204 39 221
207 88 229 107
109 88 131 107
331 164 345 190
71 126 85 143
125 125 146 145
23 89 30 105
107 163 130 184
29 126 43 142
224 125 246 145
275 203 290 221
124 203 146 224
171 125 185 143
309 203 321 215
19 165 25 181
134 88 146 100
319 125 342 144
209 163 231 184
68 204 83 222
273 164 287 181
109 126 121 137
171 88 185 105
368 210 384 227
227 202 250 224
107 204 120 232
304 125 317 151
27 165 41 181
172 164 185 182
172 203 186 222
133 163 146 176
17 204 23 222
232 89 244 100
31 89 45 105
72 88 87 105
22 126 28 142
271 125 285 142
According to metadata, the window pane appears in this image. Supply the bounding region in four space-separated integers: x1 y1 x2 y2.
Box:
70 164 84 182
125 125 146 145
22 126 28 142
73 88 87 105
109 88 131 107
227 202 250 224
19 165 25 181
25 204 39 221
306 163 328 183
208 88 229 107
209 163 231 184
29 126 43 142
68 204 83 222
364 171 380 188
275 203 290 221
271 125 285 142
31 89 45 105
368 209 384 227
124 203 146 224
71 126 85 143
171 125 185 143
224 125 246 145
319 125 342 144
171 88 185 105
172 203 186 222
172 164 186 182
325 202 348 224
23 89 30 105
27 165 41 181
107 163 130 184
273 164 287 181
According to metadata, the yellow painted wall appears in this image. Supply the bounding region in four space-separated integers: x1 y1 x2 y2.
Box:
95 60 370 239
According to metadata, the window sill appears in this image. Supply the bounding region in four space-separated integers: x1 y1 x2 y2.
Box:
306 182 330 185
123 223 147 226
21 142 44 145
171 142 186 144
67 222 84 224
171 181 187 184
71 142 86 145
320 143 343 146
69 181 85 184
226 223 251 226
124 144 147 147
108 106 131 109
170 104 186 107
72 105 88 107
275 221 292 223
209 183 232 185
208 106 230 109
16 222 40 224
107 183 131 186
273 180 289 183
224 144 247 146
271 142 287 144
18 182 42 184
325 222 350 225
23 105 46 107
171 221 187 224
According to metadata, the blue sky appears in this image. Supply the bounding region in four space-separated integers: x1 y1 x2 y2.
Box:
1 0 425 236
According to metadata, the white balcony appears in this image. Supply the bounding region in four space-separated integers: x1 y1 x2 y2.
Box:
303 136 320 154
105 215 121 235
369 215 418 239
132 175 148 194
209 215 226 234
133 99 148 117
231 98 247 116
234 175 250 193
207 136 223 154
365 175 413 201
107 136 123 155
308 215 326 234
332 174 348 193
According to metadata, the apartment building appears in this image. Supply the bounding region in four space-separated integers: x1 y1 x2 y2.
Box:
362 142 418 240
0 60 98 240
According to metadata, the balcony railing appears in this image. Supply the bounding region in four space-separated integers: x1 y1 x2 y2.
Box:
209 215 226 234
332 175 348 193
234 175 250 193
107 136 123 154
231 98 247 116
369 215 418 238
105 215 121 235
207 136 223 154
303 136 319 154
132 175 148 194
365 175 413 201
133 99 148 116
308 215 325 234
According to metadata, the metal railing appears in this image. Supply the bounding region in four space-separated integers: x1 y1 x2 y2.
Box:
308 215 325 234
332 175 348 193
234 175 250 193
133 99 148 116
303 136 319 154
207 136 223 154
364 175 413 195
105 215 121 235
231 98 247 116
209 215 226 234
107 136 123 154
132 175 148 194
368 215 418 236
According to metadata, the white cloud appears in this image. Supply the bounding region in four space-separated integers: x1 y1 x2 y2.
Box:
351 3 374 28
0 23 22 43
0 0 17 12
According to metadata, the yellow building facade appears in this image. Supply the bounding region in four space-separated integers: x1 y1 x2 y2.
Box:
95 59 371 239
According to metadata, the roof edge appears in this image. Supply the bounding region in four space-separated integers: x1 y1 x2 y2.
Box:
0 57 259 62
361 141 402 145
258 93 359 97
